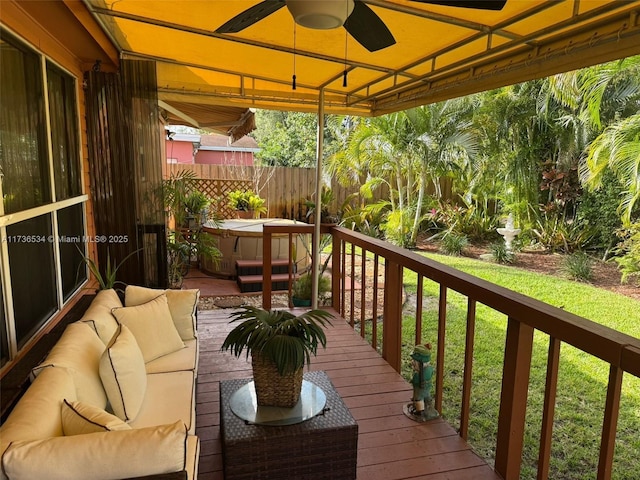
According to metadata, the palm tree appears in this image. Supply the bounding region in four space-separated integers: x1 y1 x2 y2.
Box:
551 56 640 224
405 98 478 244
583 114 640 225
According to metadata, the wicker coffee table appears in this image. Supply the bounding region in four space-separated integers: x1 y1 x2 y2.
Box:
220 370 358 479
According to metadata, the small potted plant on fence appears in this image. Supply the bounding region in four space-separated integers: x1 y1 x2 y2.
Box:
305 186 339 224
228 190 267 219
184 190 211 228
291 271 330 307
221 306 333 407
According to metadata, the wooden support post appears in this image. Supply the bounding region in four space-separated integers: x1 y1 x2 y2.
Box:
331 233 342 312
435 285 447 413
382 259 403 373
460 298 476 440
262 230 272 310
495 317 534 480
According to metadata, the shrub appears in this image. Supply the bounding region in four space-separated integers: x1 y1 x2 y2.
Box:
440 233 468 256
614 223 640 284
561 252 593 282
489 241 515 264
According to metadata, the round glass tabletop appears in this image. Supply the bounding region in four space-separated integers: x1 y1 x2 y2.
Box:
229 380 327 426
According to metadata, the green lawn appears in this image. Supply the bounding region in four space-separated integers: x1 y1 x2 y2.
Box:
368 252 640 480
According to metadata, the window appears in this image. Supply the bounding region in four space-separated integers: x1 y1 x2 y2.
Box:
0 30 87 364
0 31 50 213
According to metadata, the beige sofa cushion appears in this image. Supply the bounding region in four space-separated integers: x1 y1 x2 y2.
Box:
61 399 131 435
1 421 189 480
99 324 147 422
128 370 196 434
31 321 107 409
0 366 76 459
112 293 185 363
79 288 122 344
145 338 199 374
125 285 199 340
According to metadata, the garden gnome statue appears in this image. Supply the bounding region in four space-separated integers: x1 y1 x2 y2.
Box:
404 343 439 422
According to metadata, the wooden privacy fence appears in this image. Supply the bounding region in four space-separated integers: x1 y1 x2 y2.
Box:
165 163 378 221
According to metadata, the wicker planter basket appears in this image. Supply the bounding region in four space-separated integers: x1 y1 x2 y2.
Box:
251 353 303 407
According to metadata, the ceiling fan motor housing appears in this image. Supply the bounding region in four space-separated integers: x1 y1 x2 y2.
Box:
286 0 355 29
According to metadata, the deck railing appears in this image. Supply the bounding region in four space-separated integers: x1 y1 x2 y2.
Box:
261 224 640 480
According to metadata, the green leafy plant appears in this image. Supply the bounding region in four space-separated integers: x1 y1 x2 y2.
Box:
77 247 139 291
561 252 593 282
614 223 640 284
440 232 468 256
184 190 211 217
163 170 198 228
292 272 330 301
305 186 338 223
220 306 333 375
166 229 221 288
532 209 596 253
489 241 515 264
383 207 414 248
228 190 267 217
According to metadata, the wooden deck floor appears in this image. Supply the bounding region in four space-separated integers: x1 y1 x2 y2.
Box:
195 308 500 480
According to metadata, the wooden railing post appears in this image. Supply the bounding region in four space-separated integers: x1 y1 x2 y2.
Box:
262 229 272 310
597 365 623 480
331 233 342 312
382 259 403 373
495 317 534 479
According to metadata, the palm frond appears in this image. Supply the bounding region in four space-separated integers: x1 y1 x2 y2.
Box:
221 307 333 375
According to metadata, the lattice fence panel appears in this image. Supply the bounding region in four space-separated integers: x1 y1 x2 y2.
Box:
194 178 252 219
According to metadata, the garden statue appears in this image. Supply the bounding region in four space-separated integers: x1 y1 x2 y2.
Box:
404 343 439 422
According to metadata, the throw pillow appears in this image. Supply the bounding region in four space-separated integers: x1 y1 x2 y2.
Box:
112 293 185 363
99 324 147 421
61 399 131 435
1 421 188 480
125 285 199 340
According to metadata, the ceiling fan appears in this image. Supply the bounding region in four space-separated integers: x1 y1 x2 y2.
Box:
215 0 507 52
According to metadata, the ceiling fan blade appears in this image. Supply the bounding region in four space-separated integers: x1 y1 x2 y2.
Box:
410 0 507 10
216 0 286 34
344 1 396 52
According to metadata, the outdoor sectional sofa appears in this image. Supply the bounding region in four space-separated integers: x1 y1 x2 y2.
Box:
0 286 201 480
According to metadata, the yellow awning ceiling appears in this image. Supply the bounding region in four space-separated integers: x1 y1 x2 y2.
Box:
87 0 640 116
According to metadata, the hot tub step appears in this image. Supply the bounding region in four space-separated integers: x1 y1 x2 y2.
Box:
237 273 296 293
236 259 292 276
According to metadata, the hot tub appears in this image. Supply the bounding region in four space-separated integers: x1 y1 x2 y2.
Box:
200 219 310 277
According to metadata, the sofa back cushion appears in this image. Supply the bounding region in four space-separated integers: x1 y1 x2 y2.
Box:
79 288 122 344
99 324 147 422
1 421 188 480
31 322 107 409
0 366 76 458
125 285 199 340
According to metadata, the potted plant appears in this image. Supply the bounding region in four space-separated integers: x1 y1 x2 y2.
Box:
221 306 332 407
228 190 267 219
305 186 338 224
291 271 330 307
184 190 211 228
